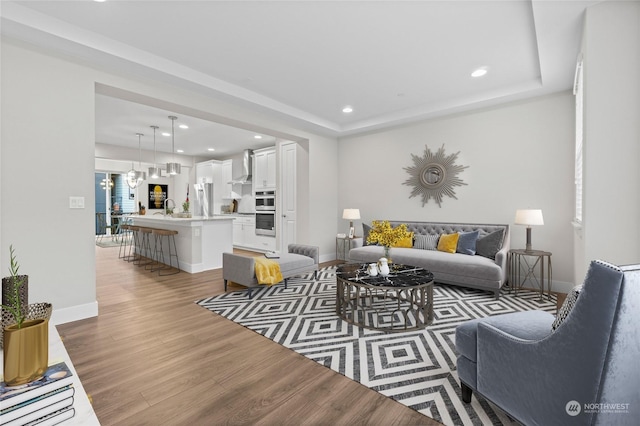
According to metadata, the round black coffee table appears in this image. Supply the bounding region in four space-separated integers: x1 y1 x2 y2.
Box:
335 263 434 332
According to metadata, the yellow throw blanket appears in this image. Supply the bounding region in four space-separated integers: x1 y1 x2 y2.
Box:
254 257 283 285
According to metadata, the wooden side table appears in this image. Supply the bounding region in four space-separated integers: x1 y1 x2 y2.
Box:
509 249 552 300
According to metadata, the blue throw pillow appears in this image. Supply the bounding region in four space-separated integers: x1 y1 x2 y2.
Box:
456 230 480 255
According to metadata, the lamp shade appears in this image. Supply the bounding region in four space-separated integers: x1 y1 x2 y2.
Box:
166 162 181 175
342 209 361 220
514 209 544 226
166 115 181 175
148 166 162 179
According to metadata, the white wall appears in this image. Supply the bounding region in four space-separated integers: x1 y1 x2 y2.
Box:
1 41 98 324
338 92 577 292
1 39 339 323
578 0 640 279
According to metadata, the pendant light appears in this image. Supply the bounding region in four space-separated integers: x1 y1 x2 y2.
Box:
148 125 162 179
166 115 181 175
126 133 146 189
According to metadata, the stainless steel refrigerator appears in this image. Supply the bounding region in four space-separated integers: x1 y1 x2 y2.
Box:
193 183 214 217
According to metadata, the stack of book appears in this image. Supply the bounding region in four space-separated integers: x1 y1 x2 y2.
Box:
1 361 76 426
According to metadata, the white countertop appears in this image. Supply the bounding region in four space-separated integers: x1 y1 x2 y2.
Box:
132 215 234 223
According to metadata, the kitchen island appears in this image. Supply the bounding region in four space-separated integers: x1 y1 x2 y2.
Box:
131 215 234 273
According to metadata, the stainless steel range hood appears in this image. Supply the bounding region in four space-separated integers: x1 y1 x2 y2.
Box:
230 149 253 184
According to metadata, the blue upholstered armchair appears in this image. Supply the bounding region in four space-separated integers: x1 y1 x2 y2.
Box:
455 260 639 425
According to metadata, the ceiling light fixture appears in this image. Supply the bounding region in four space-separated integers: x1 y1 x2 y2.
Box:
148 125 162 179
166 116 181 175
161 132 170 137
254 135 262 139
471 67 489 78
179 124 189 129
127 133 146 189
207 148 215 152
100 178 113 190
342 106 354 113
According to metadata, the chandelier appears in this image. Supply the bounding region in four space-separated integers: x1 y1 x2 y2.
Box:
148 125 162 179
166 116 181 175
127 133 146 189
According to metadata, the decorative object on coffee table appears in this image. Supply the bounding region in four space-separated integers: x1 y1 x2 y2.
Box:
1 245 51 386
403 144 468 207
366 220 408 261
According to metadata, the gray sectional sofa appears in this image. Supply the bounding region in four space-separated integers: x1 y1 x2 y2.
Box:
348 221 510 298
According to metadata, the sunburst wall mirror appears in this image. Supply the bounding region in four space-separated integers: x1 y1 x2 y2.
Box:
403 144 468 207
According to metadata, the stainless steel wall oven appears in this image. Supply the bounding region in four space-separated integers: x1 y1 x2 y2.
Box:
255 190 276 211
255 211 275 236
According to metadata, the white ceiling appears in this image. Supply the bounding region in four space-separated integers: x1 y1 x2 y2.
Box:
1 0 596 156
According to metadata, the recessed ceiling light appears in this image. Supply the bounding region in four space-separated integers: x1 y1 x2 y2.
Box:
471 67 489 78
179 124 189 129
176 149 184 153
342 106 353 113
94 0 107 3
162 132 171 137
254 135 262 139
207 148 215 152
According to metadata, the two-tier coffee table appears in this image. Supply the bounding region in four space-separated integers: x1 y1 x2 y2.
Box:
335 263 434 332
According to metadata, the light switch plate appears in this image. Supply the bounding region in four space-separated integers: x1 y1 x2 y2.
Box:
69 196 85 209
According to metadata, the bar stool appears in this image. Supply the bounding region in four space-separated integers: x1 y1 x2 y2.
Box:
134 227 154 267
128 225 141 263
118 224 133 260
151 228 180 275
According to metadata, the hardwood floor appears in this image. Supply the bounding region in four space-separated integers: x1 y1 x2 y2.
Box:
57 247 440 426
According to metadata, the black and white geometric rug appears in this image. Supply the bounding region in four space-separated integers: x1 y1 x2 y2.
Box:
196 266 556 426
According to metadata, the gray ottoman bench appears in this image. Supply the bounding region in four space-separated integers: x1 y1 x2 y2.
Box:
223 244 319 298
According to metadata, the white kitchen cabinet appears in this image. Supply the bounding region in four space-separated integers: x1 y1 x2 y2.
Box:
232 216 256 247
254 234 276 251
195 160 216 184
221 159 233 199
253 147 276 191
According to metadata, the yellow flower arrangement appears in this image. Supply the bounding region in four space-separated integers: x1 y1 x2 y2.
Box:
366 220 409 259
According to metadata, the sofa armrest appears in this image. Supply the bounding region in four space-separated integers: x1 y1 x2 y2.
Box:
494 246 509 283
288 244 319 265
222 252 256 284
351 237 364 248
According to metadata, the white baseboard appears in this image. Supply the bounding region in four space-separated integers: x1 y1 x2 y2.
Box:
551 280 576 294
50 301 99 326
319 253 338 264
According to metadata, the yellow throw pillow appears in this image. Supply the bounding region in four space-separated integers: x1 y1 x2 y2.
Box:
392 231 414 248
437 233 459 253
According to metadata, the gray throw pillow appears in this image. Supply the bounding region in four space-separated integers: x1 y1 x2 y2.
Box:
362 223 373 245
456 230 480 255
476 229 505 259
552 285 582 331
415 234 439 250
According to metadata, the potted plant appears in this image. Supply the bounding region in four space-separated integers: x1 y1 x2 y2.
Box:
366 220 409 261
1 245 50 386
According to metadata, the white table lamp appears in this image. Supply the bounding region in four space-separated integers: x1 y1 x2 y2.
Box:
342 208 360 238
514 209 544 252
